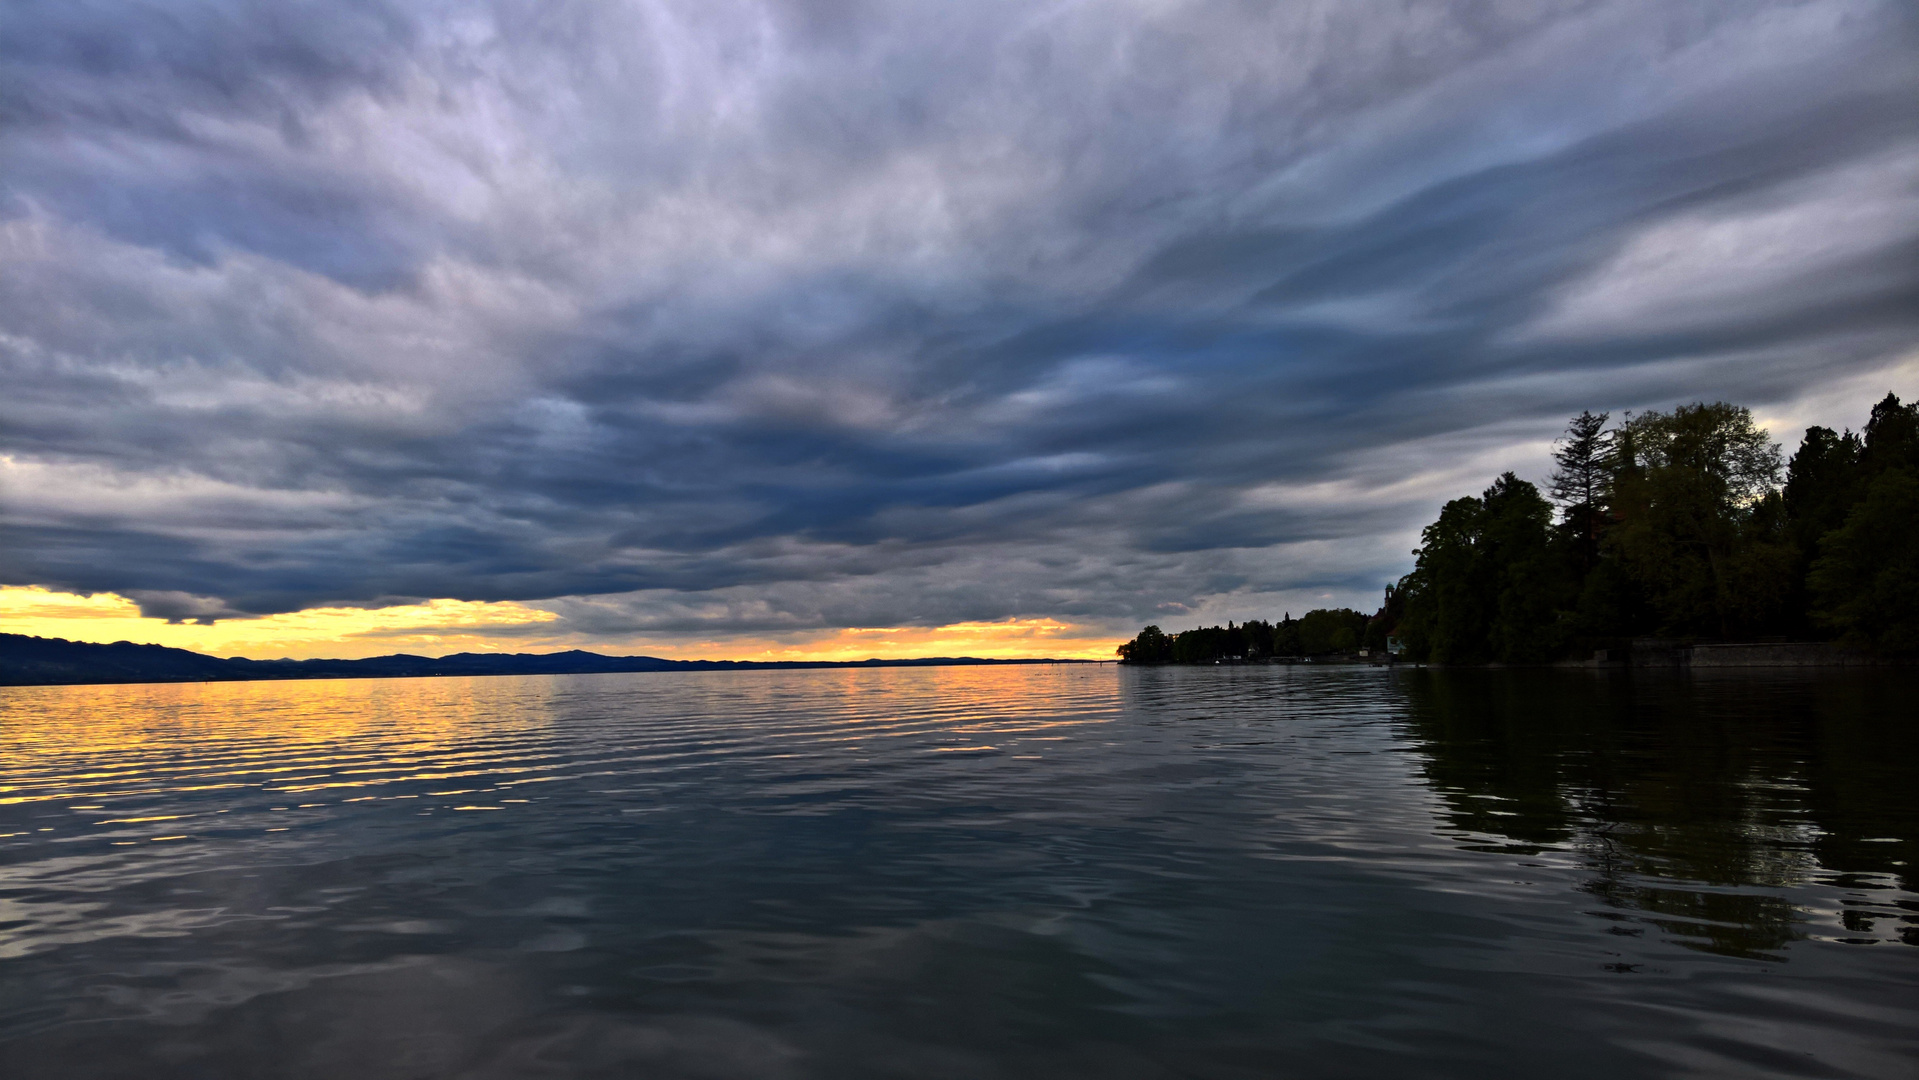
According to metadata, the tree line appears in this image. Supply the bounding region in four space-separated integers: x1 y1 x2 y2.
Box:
1116 609 1374 664
1119 393 1918 665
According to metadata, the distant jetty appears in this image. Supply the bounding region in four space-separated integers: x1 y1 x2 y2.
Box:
0 633 1102 688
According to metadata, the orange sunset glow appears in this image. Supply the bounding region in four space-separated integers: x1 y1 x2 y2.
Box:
0 586 1119 663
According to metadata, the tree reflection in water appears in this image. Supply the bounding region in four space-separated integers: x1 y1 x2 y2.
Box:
1398 669 1918 960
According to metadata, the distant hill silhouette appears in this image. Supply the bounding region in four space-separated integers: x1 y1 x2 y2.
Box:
0 633 1096 687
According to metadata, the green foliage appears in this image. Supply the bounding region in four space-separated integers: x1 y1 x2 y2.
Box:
1607 402 1784 637
1173 626 1226 663
1549 409 1611 573
1807 397 1919 656
1118 392 1917 664
1271 614 1301 656
1393 473 1568 663
1782 424 1867 636
1861 392 1919 476
1119 620 1281 664
1116 625 1173 663
1785 425 1863 548
1295 609 1368 655
1808 470 1919 654
1569 553 1646 639
1620 402 1782 505
1119 611 1372 663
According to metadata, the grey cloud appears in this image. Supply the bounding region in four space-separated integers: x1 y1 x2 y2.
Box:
2 0 428 282
119 589 250 624
1 0 1915 640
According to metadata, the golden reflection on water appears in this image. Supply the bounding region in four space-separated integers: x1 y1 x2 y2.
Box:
0 676 562 818
0 666 1915 1079
5 678 524 761
0 666 1118 815
3 667 1912 962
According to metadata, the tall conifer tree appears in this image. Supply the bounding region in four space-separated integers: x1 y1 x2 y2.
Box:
1549 410 1611 572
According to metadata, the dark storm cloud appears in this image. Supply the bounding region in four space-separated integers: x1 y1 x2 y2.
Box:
2 0 1915 637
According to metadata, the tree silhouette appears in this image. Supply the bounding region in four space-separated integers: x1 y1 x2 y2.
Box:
1116 392 1913 663
1549 410 1611 574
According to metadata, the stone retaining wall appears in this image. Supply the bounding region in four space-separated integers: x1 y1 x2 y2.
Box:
1686 643 1872 667
1584 642 1875 667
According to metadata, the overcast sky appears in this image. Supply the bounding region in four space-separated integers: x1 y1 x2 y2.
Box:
2 0 1916 655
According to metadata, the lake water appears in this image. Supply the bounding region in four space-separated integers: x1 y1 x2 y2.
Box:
0 665 1913 1078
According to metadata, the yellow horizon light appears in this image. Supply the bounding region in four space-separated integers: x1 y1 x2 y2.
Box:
0 586 1121 662
0 585 560 660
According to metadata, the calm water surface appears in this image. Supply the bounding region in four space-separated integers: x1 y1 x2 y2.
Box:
0 666 1913 1078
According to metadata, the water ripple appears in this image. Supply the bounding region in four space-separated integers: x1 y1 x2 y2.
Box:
1 666 1913 1078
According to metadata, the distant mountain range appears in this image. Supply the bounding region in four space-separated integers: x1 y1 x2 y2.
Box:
0 632 1099 687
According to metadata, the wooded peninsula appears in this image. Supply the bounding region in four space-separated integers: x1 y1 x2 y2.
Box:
1119 393 1918 665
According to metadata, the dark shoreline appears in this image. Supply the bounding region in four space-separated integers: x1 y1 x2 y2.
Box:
1123 639 1897 668
0 632 1104 689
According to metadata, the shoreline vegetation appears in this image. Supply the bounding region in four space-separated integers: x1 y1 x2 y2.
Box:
1121 393 1919 666
0 633 1100 688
